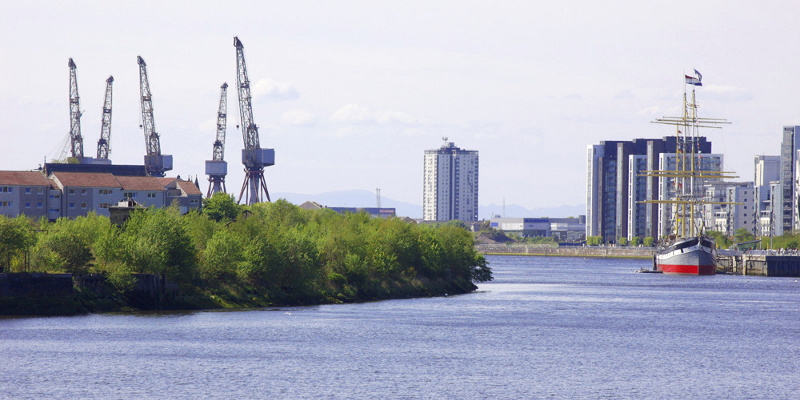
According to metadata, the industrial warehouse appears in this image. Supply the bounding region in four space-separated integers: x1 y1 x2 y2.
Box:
0 37 270 219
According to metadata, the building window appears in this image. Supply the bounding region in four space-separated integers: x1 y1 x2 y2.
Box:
25 188 31 194
38 188 43 194
81 189 87 195
69 202 75 208
81 203 87 209
69 189 75 194
147 192 156 198
37 202 43 208
0 201 10 207
25 202 30 208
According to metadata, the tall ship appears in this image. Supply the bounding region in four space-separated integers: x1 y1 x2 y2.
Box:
643 71 735 275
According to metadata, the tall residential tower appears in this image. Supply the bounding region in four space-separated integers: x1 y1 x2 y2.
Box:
423 140 479 222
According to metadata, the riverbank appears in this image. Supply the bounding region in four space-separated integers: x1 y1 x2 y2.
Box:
0 273 480 316
0 199 492 316
476 244 655 259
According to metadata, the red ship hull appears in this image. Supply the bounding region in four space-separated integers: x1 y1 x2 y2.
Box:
656 236 716 276
659 263 716 275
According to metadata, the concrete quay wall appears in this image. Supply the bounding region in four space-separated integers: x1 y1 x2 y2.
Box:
717 253 800 277
476 244 655 259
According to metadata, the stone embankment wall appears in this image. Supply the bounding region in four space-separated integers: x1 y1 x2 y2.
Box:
0 273 73 297
2 273 176 308
476 244 655 259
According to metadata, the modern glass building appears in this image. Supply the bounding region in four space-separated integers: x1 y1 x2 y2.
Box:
586 136 712 243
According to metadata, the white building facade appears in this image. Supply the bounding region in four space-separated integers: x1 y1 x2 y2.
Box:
657 153 724 238
423 141 479 222
754 155 780 237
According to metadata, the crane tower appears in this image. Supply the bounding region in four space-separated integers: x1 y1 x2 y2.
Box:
96 75 114 162
234 37 274 205
137 56 173 177
205 83 229 197
68 58 84 162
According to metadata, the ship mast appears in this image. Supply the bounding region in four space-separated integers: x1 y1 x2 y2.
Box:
640 71 736 240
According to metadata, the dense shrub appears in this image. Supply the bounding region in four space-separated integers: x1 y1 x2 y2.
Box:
4 201 492 307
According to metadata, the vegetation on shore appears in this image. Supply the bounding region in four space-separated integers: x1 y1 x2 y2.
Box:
0 194 491 314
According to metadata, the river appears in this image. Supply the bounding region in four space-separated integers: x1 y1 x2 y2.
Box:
2 255 800 399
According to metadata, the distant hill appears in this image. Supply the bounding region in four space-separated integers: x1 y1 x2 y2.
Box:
273 190 584 220
478 204 585 219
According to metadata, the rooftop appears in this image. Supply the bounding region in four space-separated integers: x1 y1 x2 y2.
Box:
0 170 49 186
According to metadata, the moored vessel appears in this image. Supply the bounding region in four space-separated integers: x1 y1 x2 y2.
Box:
656 236 716 275
642 70 735 275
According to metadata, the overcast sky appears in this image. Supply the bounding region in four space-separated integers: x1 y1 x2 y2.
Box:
2 1 799 210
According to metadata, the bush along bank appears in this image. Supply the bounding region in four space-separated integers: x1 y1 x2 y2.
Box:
0 195 492 315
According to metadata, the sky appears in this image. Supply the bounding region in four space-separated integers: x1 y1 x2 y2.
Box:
2 1 800 213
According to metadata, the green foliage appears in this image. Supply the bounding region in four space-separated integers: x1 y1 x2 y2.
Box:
630 237 640 246
618 237 628 246
586 236 603 246
760 232 800 250
706 231 732 249
642 237 654 247
0 216 35 272
9 200 491 309
201 229 244 282
734 228 755 243
202 192 242 222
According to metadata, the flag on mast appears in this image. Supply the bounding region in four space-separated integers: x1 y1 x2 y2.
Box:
685 70 702 86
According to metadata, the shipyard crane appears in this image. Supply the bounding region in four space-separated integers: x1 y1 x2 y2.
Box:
205 83 229 197
137 56 173 177
96 75 114 161
68 58 84 161
234 36 274 204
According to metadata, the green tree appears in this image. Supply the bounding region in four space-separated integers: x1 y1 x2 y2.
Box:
203 192 241 222
707 231 732 249
643 237 654 247
630 237 640 246
586 236 603 246
618 237 628 246
734 228 755 243
201 229 245 282
120 208 197 283
0 216 35 272
42 229 93 275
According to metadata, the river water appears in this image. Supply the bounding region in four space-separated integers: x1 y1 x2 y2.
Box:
2 255 800 399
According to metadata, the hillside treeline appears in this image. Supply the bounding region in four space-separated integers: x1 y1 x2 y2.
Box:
0 195 492 309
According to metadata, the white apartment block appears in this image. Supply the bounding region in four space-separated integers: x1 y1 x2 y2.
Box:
703 181 754 236
754 155 780 236
423 141 479 222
